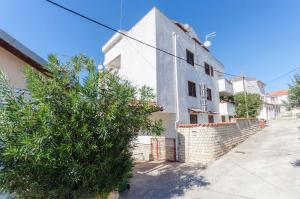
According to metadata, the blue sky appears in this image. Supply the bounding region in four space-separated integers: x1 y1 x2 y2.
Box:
1 0 300 92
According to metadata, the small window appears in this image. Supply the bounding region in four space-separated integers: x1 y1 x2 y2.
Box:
186 50 194 66
190 114 198 124
204 62 210 75
208 115 214 123
210 66 214 76
207 88 212 101
188 81 196 97
221 116 226 122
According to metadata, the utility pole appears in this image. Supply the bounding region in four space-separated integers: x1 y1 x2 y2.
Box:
242 76 249 118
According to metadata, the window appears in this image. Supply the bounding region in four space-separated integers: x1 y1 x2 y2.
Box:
221 116 226 122
204 62 210 75
210 66 214 77
208 115 214 123
204 62 214 76
207 88 212 101
186 50 194 66
188 81 196 97
190 114 198 124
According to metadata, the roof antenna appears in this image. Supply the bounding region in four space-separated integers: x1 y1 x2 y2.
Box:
203 32 216 48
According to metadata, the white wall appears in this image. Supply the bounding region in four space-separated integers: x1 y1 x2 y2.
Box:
103 8 157 97
0 47 27 89
219 102 235 116
102 7 225 124
154 8 223 123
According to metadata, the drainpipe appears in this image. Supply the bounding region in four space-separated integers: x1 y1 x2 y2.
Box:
173 32 180 161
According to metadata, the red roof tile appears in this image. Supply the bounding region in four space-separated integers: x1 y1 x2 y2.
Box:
268 89 288 96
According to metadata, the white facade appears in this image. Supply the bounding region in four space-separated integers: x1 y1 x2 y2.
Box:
231 77 280 120
102 7 225 140
218 78 235 121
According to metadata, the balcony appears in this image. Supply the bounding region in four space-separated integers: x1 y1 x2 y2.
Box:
218 79 233 96
219 102 235 116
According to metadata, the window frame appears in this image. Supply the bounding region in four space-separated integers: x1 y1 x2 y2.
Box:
186 49 194 66
207 88 212 101
188 81 197 97
190 114 198 124
208 115 214 123
204 62 210 75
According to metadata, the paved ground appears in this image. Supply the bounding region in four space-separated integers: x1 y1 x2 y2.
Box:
120 119 300 199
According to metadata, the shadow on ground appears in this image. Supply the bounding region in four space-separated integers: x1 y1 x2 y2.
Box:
291 159 300 167
120 161 209 199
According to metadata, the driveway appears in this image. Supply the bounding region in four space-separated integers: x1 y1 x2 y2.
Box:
120 119 300 199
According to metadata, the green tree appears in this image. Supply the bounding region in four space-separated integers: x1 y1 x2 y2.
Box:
288 73 300 108
233 92 263 118
0 54 163 199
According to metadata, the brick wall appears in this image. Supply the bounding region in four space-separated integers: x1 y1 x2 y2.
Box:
177 118 260 164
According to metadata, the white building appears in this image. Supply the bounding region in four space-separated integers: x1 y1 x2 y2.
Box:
266 89 288 114
102 7 226 143
218 78 235 122
231 77 280 120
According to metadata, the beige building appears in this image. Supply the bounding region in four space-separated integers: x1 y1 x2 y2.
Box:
0 28 47 89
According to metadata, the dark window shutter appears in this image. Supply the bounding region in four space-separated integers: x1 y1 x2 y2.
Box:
208 115 214 123
190 114 198 124
210 66 214 76
207 88 212 101
186 50 194 66
188 81 196 97
204 62 210 75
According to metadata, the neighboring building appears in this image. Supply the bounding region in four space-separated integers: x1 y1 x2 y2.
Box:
218 78 235 122
231 76 280 120
102 7 225 146
266 89 288 114
0 29 47 105
0 28 47 89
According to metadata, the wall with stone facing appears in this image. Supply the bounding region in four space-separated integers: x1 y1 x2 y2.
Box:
132 143 152 162
132 137 176 162
177 118 260 164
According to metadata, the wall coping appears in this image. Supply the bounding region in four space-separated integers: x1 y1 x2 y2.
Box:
177 118 258 128
178 122 236 128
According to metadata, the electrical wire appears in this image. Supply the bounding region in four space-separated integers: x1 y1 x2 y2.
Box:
266 66 300 84
45 0 241 78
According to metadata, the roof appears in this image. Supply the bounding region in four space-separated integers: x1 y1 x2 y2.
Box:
268 89 288 97
0 28 48 74
231 76 266 86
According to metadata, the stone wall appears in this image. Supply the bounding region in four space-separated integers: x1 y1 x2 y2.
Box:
132 137 176 162
132 143 152 162
177 118 260 164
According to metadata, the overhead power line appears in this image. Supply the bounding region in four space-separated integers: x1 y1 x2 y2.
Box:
266 66 300 84
45 0 241 77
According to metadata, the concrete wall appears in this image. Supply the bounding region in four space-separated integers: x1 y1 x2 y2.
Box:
0 47 27 89
177 118 260 164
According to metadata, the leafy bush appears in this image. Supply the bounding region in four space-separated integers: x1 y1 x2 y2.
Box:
234 92 263 118
288 74 300 108
0 54 163 199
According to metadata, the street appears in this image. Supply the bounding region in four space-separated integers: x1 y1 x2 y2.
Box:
120 119 300 199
